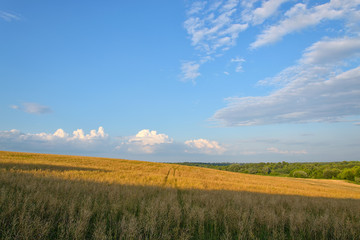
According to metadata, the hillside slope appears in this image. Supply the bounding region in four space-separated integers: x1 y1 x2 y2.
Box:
1 151 360 239
1 151 360 199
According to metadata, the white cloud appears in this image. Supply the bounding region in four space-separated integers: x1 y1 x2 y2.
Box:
267 147 307 155
214 27 360 127
0 127 109 154
250 0 360 49
182 0 248 82
121 129 173 154
181 61 201 82
185 138 226 155
187 1 207 15
2 127 107 142
53 129 69 138
243 0 289 25
213 65 360 126
71 127 107 141
0 11 20 22
301 36 360 65
11 102 52 114
231 57 245 72
184 0 247 53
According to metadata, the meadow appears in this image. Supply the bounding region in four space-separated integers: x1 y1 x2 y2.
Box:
1 151 360 239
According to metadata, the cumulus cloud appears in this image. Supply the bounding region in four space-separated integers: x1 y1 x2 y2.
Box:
0 127 107 143
250 0 360 49
11 102 52 114
0 10 20 22
119 129 173 154
267 147 307 155
0 127 109 154
185 138 226 155
71 127 107 141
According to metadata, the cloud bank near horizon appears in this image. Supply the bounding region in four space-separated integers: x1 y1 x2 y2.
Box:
0 127 314 161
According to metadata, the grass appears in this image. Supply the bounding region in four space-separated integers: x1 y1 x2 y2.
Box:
1 151 360 239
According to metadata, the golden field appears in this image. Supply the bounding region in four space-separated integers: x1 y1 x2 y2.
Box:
1 151 360 199
1 151 360 239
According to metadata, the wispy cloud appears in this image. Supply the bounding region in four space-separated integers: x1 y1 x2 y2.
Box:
184 0 247 53
182 0 360 82
267 147 307 155
181 61 201 82
231 57 245 72
11 102 52 114
213 65 360 126
242 0 289 25
182 0 248 82
185 138 226 155
0 10 20 22
213 2 360 127
301 36 360 65
213 31 360 126
250 0 360 49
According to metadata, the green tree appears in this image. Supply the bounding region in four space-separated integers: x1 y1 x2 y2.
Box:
311 168 323 179
262 166 271 175
354 167 360 177
290 170 308 178
227 164 241 172
339 169 355 181
323 168 340 179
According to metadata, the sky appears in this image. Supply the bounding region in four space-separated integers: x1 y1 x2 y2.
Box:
1 0 360 163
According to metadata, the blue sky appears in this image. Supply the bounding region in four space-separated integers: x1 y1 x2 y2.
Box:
1 0 360 162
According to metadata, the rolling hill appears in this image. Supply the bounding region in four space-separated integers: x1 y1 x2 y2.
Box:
1 151 360 239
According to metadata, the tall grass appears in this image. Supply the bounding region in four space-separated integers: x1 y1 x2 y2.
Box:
1 151 360 239
1 170 360 239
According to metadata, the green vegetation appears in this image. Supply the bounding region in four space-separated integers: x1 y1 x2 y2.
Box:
179 161 360 182
1 151 360 239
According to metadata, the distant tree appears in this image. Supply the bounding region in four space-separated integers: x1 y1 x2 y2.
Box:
262 167 271 175
247 168 258 174
339 169 355 181
354 167 360 177
227 164 241 172
323 168 341 179
311 168 323 179
290 170 308 178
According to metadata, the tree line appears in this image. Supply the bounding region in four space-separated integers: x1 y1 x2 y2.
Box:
179 161 360 183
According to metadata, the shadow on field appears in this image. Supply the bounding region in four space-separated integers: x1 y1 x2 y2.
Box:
1 168 360 239
0 162 110 172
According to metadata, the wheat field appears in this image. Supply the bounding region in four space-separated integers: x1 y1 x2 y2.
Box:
1 151 360 239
